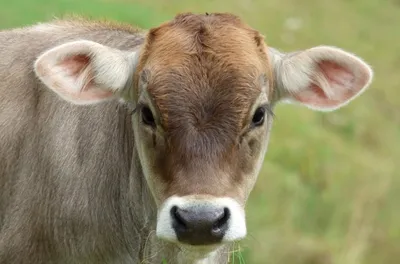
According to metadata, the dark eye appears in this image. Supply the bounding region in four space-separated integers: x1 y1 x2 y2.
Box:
252 107 265 127
141 106 155 127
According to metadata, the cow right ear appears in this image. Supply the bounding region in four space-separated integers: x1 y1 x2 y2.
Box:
34 40 140 105
268 46 373 111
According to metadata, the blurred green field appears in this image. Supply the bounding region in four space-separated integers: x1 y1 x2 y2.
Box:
1 0 398 263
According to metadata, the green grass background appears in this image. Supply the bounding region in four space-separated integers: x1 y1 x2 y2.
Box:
1 0 398 263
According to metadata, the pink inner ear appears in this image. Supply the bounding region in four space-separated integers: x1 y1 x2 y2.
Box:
61 54 90 75
319 60 355 90
294 60 360 108
58 54 95 93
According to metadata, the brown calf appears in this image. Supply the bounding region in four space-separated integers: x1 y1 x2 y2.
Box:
0 13 373 264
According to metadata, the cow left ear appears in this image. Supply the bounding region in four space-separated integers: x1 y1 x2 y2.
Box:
268 46 373 111
34 40 141 105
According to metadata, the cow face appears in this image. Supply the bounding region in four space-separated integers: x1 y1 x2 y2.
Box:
34 12 373 251
131 13 274 246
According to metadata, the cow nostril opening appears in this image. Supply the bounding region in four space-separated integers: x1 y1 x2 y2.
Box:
212 207 230 234
171 206 187 229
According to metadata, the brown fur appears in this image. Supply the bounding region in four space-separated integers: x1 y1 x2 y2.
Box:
134 13 273 199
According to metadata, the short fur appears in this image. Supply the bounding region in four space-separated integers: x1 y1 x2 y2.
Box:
0 12 373 264
0 17 160 264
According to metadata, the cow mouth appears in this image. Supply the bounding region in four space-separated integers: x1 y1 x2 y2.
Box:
156 195 247 247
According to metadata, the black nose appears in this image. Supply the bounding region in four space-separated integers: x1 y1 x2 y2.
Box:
170 205 230 245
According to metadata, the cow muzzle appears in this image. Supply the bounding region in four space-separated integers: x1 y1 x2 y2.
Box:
156 196 246 246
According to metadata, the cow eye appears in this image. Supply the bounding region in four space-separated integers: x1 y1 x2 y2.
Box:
251 107 265 127
141 106 155 127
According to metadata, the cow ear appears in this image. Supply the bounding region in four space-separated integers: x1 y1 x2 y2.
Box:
34 40 140 105
268 46 373 111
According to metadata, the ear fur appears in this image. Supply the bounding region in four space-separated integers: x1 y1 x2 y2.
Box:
34 40 140 105
268 46 373 111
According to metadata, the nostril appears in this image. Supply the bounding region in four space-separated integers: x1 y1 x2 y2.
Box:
171 206 187 230
212 207 230 234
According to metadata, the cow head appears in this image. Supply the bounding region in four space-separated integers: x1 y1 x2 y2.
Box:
34 12 373 253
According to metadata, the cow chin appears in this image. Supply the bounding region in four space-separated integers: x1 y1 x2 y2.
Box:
156 195 247 248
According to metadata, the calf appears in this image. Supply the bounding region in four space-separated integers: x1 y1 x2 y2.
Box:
0 13 373 264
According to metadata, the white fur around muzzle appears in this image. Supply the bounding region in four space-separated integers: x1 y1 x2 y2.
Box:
156 196 247 244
